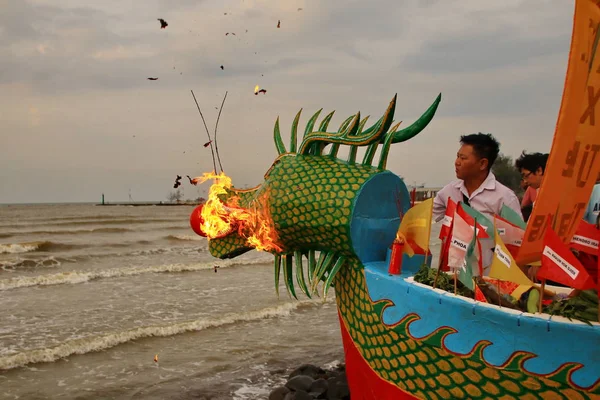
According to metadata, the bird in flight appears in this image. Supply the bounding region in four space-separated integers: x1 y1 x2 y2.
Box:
173 175 182 189
158 18 168 29
147 77 159 80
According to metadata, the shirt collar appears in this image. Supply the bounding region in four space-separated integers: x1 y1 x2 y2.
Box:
454 172 497 198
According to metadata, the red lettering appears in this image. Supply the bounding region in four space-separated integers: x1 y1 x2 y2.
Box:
527 214 549 242
577 144 600 187
554 203 587 238
580 86 600 126
562 141 580 178
558 213 572 237
582 19 599 65
568 202 587 233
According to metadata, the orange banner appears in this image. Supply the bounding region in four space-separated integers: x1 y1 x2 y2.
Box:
517 0 600 265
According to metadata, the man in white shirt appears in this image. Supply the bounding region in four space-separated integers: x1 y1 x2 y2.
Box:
433 133 522 274
433 133 522 222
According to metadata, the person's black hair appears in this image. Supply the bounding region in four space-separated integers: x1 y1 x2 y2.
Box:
459 133 500 170
515 151 549 173
522 204 533 222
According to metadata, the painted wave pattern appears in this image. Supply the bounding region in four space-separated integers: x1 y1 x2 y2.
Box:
365 268 600 392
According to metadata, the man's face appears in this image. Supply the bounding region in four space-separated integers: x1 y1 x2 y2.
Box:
521 167 543 189
455 144 486 180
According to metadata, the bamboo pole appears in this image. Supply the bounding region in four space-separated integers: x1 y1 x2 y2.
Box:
454 271 457 295
191 90 218 174
433 238 445 289
497 279 501 307
213 91 228 173
538 280 546 313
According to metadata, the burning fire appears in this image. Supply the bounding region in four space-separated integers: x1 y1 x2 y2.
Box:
190 171 282 252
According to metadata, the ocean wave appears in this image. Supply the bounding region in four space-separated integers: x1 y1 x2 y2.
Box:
3 215 174 224
0 257 65 271
128 245 208 256
0 241 82 254
0 243 207 267
0 257 273 291
44 218 181 227
0 300 323 371
2 227 133 237
166 234 205 241
44 215 150 221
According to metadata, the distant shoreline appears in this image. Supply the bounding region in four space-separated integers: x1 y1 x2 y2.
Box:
0 202 203 207
96 202 200 207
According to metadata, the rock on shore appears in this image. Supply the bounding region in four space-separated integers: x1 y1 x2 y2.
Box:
268 363 349 400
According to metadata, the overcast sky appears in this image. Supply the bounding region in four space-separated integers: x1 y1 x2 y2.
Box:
1 0 573 203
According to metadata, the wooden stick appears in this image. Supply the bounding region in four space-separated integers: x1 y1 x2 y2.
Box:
538 280 546 313
433 238 446 289
432 265 441 289
497 279 501 307
191 90 218 174
213 91 228 173
453 271 457 295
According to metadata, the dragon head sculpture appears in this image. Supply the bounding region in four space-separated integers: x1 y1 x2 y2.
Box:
190 94 441 299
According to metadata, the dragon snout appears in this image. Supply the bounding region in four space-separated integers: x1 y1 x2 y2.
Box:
189 204 239 239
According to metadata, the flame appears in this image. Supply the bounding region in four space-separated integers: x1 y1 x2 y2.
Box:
191 171 282 252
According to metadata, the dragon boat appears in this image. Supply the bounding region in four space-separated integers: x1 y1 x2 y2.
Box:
189 1 600 398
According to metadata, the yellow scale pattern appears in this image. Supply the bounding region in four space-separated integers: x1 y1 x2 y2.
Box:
334 260 600 400
210 155 379 256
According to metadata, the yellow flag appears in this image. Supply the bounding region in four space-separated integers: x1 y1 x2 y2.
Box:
397 198 433 257
489 228 533 298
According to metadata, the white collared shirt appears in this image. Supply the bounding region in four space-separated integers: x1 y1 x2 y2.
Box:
433 172 523 222
432 172 523 274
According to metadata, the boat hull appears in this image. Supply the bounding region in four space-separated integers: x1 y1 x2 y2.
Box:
334 254 600 399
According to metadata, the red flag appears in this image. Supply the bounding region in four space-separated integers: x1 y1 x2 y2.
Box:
447 211 474 271
474 284 487 303
455 203 489 239
438 204 455 272
597 253 600 302
570 219 600 255
439 197 456 240
577 251 599 286
539 225 595 290
494 215 524 258
439 235 452 272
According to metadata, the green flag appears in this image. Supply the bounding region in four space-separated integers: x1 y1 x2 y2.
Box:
460 203 493 237
500 204 526 230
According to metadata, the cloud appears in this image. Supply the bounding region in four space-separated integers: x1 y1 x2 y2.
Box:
0 0 578 203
